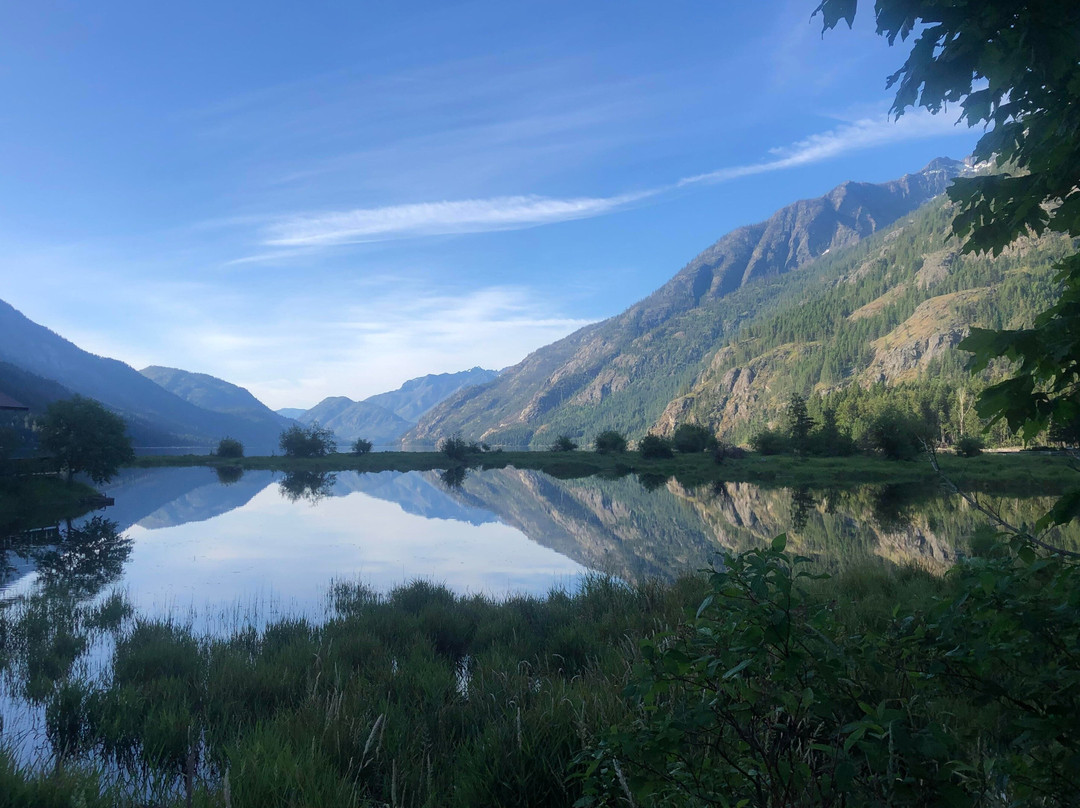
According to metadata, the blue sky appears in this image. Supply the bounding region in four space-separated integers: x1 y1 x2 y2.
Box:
0 1 979 408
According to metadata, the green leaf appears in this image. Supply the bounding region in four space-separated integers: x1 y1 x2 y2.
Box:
771 534 788 552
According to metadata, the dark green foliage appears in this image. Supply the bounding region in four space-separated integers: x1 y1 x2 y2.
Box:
751 428 788 455
439 433 481 461
350 438 373 455
579 538 1080 807
0 426 20 475
38 396 134 484
638 433 674 459
817 0 1080 525
550 435 578 452
215 465 243 485
954 435 984 457
863 406 927 460
785 393 815 454
278 423 336 458
215 437 243 459
671 423 718 453
278 470 336 503
593 430 627 454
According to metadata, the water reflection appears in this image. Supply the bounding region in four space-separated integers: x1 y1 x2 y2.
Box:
214 465 244 485
278 469 337 503
438 465 468 489
31 517 130 599
4 468 1079 610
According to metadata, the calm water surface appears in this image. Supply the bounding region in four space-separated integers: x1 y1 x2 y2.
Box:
2 465 1077 765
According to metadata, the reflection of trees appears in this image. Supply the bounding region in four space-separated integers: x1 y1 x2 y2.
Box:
439 465 468 489
32 516 132 599
215 465 244 485
637 472 669 492
790 487 816 533
279 470 337 504
870 484 917 533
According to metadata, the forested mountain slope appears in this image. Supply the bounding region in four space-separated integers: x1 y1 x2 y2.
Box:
406 159 968 447
657 197 1070 445
140 366 294 436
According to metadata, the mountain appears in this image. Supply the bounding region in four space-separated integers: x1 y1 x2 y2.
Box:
296 397 413 446
0 360 78 414
276 407 307 419
365 367 499 422
654 194 1069 444
405 159 977 447
0 299 287 448
140 366 294 439
281 368 500 446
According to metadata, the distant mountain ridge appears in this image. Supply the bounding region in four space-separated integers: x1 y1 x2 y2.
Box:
406 158 971 447
366 367 498 422
0 299 286 447
294 397 413 446
282 368 500 446
140 365 295 437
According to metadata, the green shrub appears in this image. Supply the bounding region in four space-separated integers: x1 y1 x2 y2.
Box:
351 438 373 455
215 437 244 459
863 407 927 460
954 435 984 457
750 428 788 455
593 430 628 454
550 435 578 452
440 434 481 461
637 434 673 459
278 423 336 457
671 423 718 453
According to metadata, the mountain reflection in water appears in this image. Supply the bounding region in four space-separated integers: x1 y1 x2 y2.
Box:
3 467 1077 609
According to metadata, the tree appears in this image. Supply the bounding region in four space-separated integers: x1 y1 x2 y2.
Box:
439 434 480 462
816 0 1080 523
671 423 719 453
215 437 244 459
278 423 336 458
0 426 20 476
784 393 815 455
594 430 628 454
550 435 578 452
351 438 373 455
39 396 134 484
638 433 674 459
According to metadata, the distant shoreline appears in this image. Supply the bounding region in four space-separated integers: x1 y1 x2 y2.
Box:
127 450 1075 495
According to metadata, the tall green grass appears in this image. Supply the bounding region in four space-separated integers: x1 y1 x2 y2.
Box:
1 574 710 808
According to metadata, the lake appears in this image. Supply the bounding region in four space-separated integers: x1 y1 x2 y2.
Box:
5 464 1078 609
1 464 1077 766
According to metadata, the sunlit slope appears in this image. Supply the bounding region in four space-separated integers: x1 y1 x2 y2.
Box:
660 199 1070 442
406 159 967 447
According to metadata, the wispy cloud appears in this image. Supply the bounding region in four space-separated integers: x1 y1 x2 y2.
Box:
250 109 968 255
679 109 966 186
263 191 654 247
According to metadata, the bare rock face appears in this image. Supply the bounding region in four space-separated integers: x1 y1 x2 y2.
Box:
862 289 989 383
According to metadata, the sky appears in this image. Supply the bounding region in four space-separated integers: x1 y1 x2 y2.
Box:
0 1 981 409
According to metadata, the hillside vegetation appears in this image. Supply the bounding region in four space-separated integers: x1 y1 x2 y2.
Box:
406 160 975 448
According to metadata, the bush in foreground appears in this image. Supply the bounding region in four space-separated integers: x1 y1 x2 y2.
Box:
351 438 373 455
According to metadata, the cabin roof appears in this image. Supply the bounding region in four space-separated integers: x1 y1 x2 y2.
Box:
0 392 29 411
